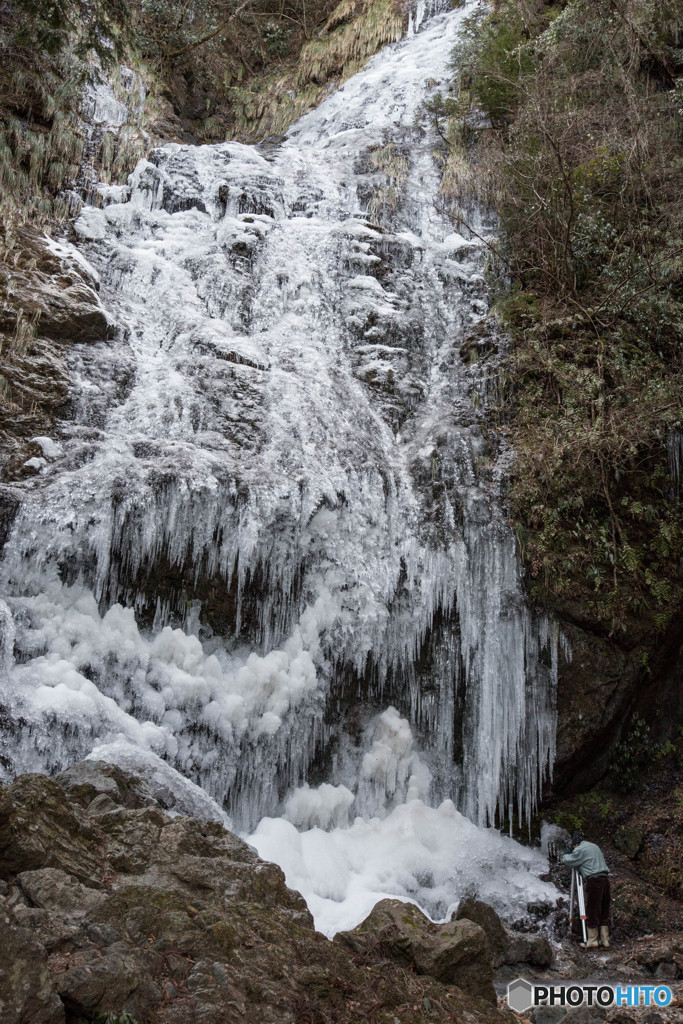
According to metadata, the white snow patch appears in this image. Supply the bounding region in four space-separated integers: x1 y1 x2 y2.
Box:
30 437 63 461
248 797 557 938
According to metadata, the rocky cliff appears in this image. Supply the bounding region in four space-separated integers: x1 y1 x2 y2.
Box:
0 760 509 1024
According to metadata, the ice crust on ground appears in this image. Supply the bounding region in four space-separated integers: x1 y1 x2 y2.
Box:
249 796 557 938
1 0 560 926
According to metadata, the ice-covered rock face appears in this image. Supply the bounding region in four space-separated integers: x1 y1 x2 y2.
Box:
0 0 557 854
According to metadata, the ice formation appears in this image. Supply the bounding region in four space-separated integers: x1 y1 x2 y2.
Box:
0 0 561 924
251 796 558 937
88 741 232 827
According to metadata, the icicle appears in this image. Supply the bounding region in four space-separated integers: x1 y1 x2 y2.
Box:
0 600 15 679
668 429 683 498
0 0 562 837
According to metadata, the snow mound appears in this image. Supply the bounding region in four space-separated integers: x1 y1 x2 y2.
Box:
249 797 557 938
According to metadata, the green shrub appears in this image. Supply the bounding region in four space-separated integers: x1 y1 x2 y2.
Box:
452 6 538 126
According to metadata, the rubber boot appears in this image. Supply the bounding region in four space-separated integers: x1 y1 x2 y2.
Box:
581 927 599 948
599 926 610 948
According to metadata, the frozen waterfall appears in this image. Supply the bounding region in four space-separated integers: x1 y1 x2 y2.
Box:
0 0 561 931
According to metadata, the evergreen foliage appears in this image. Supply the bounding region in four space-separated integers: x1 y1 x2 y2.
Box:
11 0 129 58
442 0 683 635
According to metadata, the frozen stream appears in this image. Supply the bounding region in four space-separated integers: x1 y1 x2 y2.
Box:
0 0 560 933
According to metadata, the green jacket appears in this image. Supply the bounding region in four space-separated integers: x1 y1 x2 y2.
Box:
562 840 609 879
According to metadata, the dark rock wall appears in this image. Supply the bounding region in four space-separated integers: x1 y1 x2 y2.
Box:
552 614 683 795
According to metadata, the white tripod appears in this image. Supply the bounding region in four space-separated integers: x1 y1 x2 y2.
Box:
569 868 588 944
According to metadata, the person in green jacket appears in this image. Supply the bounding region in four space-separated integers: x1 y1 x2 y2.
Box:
562 831 611 948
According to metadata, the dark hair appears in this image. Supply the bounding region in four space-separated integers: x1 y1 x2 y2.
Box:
571 830 584 847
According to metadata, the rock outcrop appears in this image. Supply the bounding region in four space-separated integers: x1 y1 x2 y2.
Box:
0 762 505 1024
335 899 496 1003
0 231 114 346
454 897 552 970
0 230 116 480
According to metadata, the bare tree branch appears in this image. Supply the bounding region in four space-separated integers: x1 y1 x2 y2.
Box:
166 0 253 59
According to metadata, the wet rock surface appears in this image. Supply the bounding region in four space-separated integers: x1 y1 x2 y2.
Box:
0 762 507 1024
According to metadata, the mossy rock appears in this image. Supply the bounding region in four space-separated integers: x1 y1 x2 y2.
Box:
0 763 507 1024
336 898 496 1003
615 826 644 859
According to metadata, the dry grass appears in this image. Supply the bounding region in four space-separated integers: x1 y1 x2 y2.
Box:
366 141 410 222
226 0 407 138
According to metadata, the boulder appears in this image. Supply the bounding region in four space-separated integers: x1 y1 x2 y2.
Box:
0 775 102 887
58 751 231 825
454 897 508 965
417 918 494 994
455 897 553 968
0 271 114 342
615 826 643 860
56 760 158 812
335 898 496 1004
563 1009 607 1024
530 1008 567 1024
54 942 162 1021
635 940 683 979
17 867 105 920
503 930 553 968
